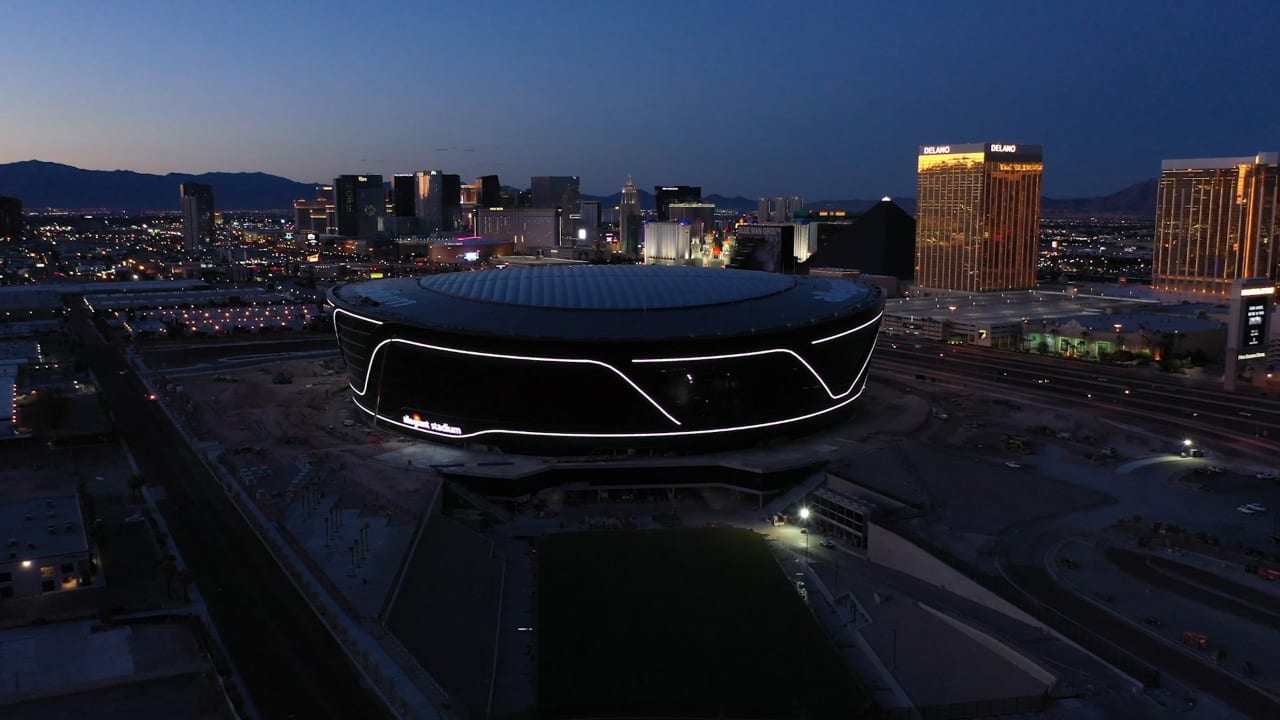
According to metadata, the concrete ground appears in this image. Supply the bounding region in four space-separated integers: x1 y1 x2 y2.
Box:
144 342 1280 719
0 619 230 719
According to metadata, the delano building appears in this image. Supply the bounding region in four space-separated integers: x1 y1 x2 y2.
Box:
916 143 1043 292
1153 152 1279 298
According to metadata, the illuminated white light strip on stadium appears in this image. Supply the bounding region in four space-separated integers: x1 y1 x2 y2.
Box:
810 311 883 345
632 327 879 400
350 377 868 440
332 307 385 333
335 309 683 426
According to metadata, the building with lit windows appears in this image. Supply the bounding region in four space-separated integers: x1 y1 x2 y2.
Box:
475 207 560 249
1153 153 1280 298
654 185 701 221
294 185 335 236
329 265 884 454
619 176 643 255
0 496 94 600
334 175 384 238
179 182 215 254
415 171 461 234
916 143 1043 292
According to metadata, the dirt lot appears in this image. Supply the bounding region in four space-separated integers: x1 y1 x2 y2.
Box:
173 358 431 525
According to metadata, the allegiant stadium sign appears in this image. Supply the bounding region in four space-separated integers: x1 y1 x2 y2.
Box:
402 414 463 435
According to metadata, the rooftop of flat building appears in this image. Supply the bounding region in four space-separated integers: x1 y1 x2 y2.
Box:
0 495 88 560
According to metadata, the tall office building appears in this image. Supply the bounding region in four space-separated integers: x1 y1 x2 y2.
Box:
654 185 701 221
757 196 805 223
334 175 384 237
179 182 215 253
415 171 462 234
916 142 1043 292
578 200 601 246
531 176 581 211
619 175 642 255
0 195 22 242
1153 152 1280 298
391 174 417 217
475 175 501 209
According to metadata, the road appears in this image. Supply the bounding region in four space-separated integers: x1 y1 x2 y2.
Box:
874 341 1280 447
73 303 390 719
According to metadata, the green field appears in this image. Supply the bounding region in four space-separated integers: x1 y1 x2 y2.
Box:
536 527 872 719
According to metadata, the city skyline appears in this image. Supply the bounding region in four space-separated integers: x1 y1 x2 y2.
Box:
1 2 1277 200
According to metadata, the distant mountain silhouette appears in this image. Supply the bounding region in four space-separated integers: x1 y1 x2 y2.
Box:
0 160 1159 217
1041 178 1157 217
0 160 316 211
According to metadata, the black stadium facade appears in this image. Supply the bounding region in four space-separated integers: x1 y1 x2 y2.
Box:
329 265 884 454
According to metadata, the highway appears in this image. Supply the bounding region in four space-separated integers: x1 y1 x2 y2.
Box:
73 306 390 719
873 340 1280 454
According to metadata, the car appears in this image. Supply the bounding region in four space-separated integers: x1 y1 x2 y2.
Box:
819 540 835 549
1245 503 1268 513
1256 471 1277 480
146 393 157 401
1238 505 1257 515
1005 461 1025 469
124 514 146 525
799 527 808 534
1207 466 1225 474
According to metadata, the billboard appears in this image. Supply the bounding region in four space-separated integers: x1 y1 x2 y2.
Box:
1238 293 1271 360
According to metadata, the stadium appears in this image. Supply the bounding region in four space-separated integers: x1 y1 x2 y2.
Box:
328 265 884 454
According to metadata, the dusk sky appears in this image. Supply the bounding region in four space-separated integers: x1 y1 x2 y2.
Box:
1 1 1277 201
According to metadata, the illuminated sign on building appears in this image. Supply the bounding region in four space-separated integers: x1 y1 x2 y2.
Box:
1238 295 1271 360
989 144 1018 153
921 146 952 155
402 413 462 435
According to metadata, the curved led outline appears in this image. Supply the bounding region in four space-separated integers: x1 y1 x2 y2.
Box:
811 311 883 345
633 327 880 400
332 306 384 332
331 304 881 439
351 369 869 440
335 306 682 426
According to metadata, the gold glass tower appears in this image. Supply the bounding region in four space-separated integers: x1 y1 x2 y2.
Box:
1153 153 1280 298
916 142 1043 291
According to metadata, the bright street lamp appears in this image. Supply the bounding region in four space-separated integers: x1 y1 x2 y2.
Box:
799 507 811 562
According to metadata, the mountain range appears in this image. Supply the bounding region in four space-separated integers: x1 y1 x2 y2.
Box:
0 160 1159 217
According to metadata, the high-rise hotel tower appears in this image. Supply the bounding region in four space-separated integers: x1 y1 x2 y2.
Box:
916 143 1043 292
1153 153 1279 298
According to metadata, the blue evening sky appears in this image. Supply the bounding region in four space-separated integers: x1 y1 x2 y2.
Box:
1 0 1276 200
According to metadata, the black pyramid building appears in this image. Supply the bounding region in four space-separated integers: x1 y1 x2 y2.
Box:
803 198 916 280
